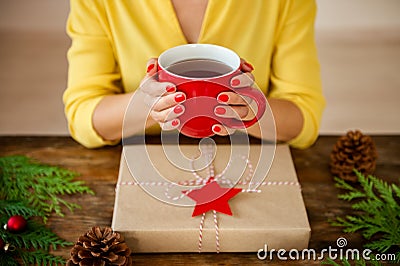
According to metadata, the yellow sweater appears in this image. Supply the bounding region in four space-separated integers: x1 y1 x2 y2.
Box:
64 0 325 148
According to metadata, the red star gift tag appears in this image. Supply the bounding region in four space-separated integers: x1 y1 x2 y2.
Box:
184 178 242 217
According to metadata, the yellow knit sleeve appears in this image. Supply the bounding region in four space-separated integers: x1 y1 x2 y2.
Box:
269 0 326 149
63 0 121 148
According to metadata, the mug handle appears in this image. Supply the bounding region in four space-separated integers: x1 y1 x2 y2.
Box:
221 87 267 129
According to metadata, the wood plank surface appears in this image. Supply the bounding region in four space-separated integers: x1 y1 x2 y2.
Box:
0 135 399 265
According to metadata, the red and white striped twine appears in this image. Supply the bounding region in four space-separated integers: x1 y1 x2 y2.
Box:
198 213 206 252
116 179 300 188
213 210 220 253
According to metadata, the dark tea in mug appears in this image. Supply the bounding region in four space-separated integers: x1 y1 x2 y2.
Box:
166 59 234 78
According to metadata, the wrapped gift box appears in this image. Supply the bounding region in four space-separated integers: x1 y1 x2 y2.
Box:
112 144 310 252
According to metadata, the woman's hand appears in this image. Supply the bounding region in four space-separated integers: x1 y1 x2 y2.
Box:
140 58 186 131
211 59 257 136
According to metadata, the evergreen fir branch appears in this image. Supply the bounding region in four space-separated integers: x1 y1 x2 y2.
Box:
345 213 386 234
362 224 387 240
0 200 72 266
369 175 397 206
331 171 400 256
0 155 94 222
334 177 359 192
337 191 366 201
5 219 72 251
323 256 382 266
0 156 89 265
18 249 66 266
321 257 346 266
351 199 383 213
332 216 367 233
356 172 381 203
0 252 19 266
0 200 43 218
364 238 395 253
334 177 367 201
393 183 400 199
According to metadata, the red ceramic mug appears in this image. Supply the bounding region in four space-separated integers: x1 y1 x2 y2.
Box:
158 44 266 138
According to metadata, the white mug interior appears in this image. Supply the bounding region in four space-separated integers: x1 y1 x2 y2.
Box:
158 44 240 78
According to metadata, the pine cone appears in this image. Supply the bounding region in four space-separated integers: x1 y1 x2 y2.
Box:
330 130 377 182
67 227 132 266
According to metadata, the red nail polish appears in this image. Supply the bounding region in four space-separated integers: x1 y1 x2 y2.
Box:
217 94 229 102
231 78 240 87
215 107 226 115
175 93 186 103
244 62 254 71
166 85 175 93
171 119 179 127
213 125 221 133
174 105 183 114
146 64 155 73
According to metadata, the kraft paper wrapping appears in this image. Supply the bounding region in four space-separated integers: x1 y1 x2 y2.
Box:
111 144 310 252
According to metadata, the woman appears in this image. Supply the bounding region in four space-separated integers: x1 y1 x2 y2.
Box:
64 0 325 148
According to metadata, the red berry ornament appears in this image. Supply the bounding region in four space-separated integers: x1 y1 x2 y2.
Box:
6 215 27 233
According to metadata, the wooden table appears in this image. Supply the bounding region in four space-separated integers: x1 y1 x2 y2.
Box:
0 136 399 265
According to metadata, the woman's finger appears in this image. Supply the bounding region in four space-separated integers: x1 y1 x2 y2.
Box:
240 58 254 73
230 72 254 88
217 92 253 106
140 77 176 97
214 105 249 119
150 92 186 112
211 124 236 136
140 58 158 87
160 118 181 131
146 58 158 76
150 104 185 123
140 58 176 97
